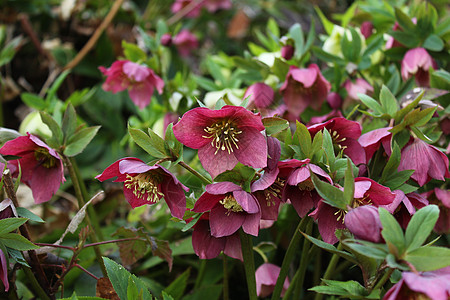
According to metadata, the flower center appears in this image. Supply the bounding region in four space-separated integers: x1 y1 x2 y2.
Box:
202 120 242 155
334 209 348 224
124 173 164 203
330 130 347 152
351 196 372 208
297 178 314 191
265 178 285 206
34 147 57 168
220 195 243 215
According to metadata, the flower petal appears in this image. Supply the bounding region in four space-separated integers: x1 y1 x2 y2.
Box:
210 205 245 237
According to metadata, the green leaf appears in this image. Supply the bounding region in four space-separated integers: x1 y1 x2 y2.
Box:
39 111 64 146
64 126 100 157
127 276 140 300
122 41 147 62
404 246 450 272
62 103 77 141
394 8 416 33
16 207 45 223
322 129 336 168
21 93 46 110
164 123 183 162
310 279 379 299
383 170 414 190
343 159 355 206
314 6 334 35
128 127 166 158
0 218 28 235
262 117 289 136
303 234 357 263
404 205 439 251
163 268 190 300
289 23 304 59
294 121 312 158
379 208 405 257
423 34 444 51
430 70 450 90
344 242 388 260
380 142 401 183
358 94 383 115
341 28 361 62
394 89 424 123
0 233 38 250
379 85 398 116
7 248 29 267
0 36 22 67
45 70 70 103
311 172 347 209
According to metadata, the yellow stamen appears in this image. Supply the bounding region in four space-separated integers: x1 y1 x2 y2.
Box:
34 147 57 168
124 173 164 203
202 120 242 155
220 195 243 215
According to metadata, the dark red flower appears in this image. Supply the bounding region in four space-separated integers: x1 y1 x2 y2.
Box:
383 190 428 229
281 45 294 60
96 157 188 219
398 138 450 186
173 105 267 178
422 188 450 234
360 21 374 39
193 182 261 237
0 133 65 204
358 127 392 162
345 205 382 243
0 248 8 292
401 48 437 87
280 64 331 116
243 83 274 109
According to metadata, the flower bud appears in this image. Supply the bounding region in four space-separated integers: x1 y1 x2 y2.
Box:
160 33 172 47
345 205 382 243
326 92 343 110
281 45 294 60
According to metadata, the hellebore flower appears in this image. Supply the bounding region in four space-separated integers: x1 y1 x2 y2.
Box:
170 0 202 18
358 127 392 162
345 205 382 243
280 64 331 116
99 60 164 109
160 33 172 46
398 138 450 186
423 188 450 234
173 105 267 178
343 78 374 102
383 190 428 229
360 21 374 39
326 92 343 110
243 83 274 109
256 263 290 298
383 266 450 300
310 177 395 244
0 133 65 204
203 0 232 12
278 158 332 218
173 29 199 57
308 117 366 169
192 182 261 237
0 248 8 292
281 45 294 60
96 157 187 219
192 213 242 260
401 47 437 87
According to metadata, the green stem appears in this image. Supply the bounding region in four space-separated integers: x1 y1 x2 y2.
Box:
271 217 308 300
314 243 342 300
194 260 207 290
223 255 229 300
179 161 212 185
291 218 313 300
239 229 257 300
22 267 51 300
64 156 107 277
370 268 394 293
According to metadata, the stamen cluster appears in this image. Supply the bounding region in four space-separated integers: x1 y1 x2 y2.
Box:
203 120 242 155
124 173 163 203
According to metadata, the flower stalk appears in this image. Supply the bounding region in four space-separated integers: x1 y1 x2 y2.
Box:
239 229 257 300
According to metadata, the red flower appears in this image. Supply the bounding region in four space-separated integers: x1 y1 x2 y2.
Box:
345 205 382 243
192 182 261 237
173 29 199 57
343 78 373 101
423 188 450 234
256 263 290 298
0 248 8 292
170 0 202 18
383 190 428 229
398 138 450 186
192 213 242 260
243 83 274 109
96 157 188 219
401 48 437 87
99 60 164 109
358 127 392 162
173 105 267 178
280 64 331 116
0 133 65 204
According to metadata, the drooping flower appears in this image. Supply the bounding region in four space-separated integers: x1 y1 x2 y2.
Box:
422 188 450 234
173 105 267 178
192 213 242 260
160 33 172 46
243 83 274 109
401 48 437 87
383 266 450 300
398 138 450 186
383 190 428 229
343 78 374 102
360 21 374 39
281 45 294 60
0 133 65 204
192 182 261 237
326 92 343 110
170 0 202 18
345 205 382 243
173 29 199 57
308 117 366 169
278 158 332 218
358 127 392 162
0 248 8 292
99 60 164 109
96 157 187 219
280 64 331 116
310 177 395 244
256 263 290 298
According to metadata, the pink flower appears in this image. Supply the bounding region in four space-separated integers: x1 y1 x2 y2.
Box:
170 0 202 18
383 190 428 229
423 188 450 234
173 105 267 178
243 83 274 109
398 138 450 186
160 33 172 46
308 117 366 168
256 263 290 298
281 45 294 60
326 92 343 110
310 178 395 244
278 159 332 218
345 205 382 243
95 157 187 219
343 78 373 101
360 21 373 39
192 182 261 237
192 213 242 260
203 0 232 12
99 60 164 109
0 248 8 292
401 47 437 87
358 127 392 162
173 29 199 57
0 133 65 204
280 64 331 116
383 266 450 300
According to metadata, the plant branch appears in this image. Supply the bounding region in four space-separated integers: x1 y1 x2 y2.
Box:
178 161 212 185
